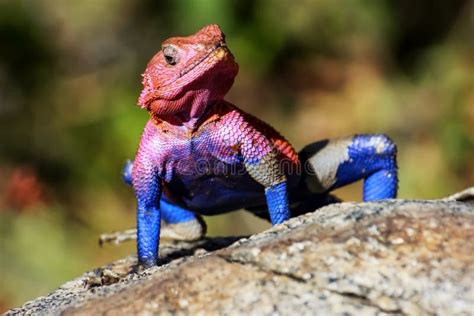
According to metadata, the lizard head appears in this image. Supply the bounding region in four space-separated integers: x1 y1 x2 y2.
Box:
138 24 239 122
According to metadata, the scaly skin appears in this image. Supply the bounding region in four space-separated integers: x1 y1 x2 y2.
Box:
126 25 398 267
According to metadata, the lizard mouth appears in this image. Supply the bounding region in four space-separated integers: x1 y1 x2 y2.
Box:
178 41 229 78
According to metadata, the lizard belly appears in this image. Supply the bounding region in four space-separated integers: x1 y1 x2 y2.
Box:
159 125 269 214
164 159 266 215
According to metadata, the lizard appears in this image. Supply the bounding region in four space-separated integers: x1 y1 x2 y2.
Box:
122 24 398 267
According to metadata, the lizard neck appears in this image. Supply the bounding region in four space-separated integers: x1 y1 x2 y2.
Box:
151 99 225 132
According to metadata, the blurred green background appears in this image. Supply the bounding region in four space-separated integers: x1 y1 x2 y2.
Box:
0 0 473 311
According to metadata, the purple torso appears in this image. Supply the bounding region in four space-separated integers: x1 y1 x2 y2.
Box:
135 117 267 214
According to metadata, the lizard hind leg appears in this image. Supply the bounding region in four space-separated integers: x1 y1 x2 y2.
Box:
300 134 398 201
160 198 207 241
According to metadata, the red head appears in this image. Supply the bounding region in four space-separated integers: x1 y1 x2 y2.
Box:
138 24 239 124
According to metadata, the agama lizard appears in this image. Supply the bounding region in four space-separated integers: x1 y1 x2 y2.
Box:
122 24 398 267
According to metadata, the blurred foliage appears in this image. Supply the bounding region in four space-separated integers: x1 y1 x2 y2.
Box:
0 0 473 310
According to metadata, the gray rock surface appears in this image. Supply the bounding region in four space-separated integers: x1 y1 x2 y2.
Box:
6 194 474 315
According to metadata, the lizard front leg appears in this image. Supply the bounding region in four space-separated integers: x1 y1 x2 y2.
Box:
264 181 290 224
123 160 206 241
132 159 162 267
241 133 290 225
300 134 398 201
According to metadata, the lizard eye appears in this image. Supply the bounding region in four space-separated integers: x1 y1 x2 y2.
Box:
163 45 178 65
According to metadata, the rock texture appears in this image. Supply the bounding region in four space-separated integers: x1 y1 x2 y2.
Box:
6 194 474 315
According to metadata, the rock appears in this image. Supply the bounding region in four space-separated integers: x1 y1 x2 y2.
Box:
6 194 474 315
